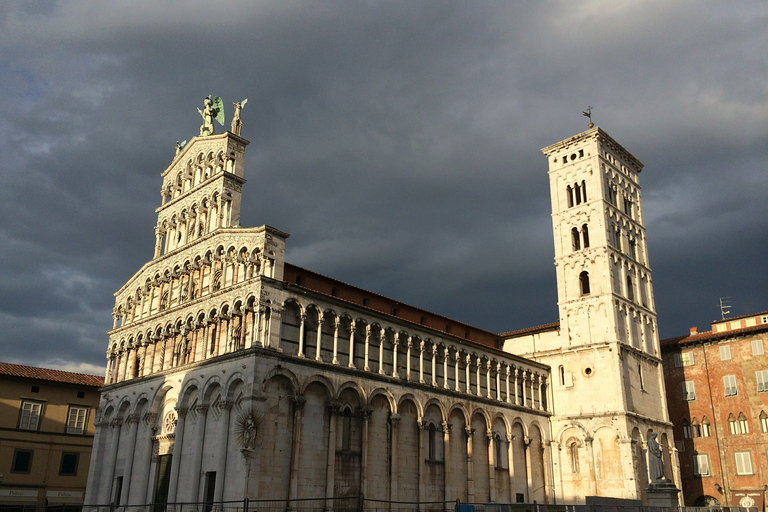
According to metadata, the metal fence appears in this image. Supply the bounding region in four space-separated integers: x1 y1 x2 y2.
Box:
2 501 758 512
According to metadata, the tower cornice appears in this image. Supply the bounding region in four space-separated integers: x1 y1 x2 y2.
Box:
541 126 644 174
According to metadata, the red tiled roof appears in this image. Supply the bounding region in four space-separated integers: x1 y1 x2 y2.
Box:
500 322 560 338
660 323 768 349
0 362 104 387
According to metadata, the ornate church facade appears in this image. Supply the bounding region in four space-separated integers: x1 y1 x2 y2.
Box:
84 108 678 509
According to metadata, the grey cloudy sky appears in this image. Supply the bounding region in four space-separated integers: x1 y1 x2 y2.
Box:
1 1 766 375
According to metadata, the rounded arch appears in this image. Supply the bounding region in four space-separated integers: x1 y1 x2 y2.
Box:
300 374 335 397
367 387 396 412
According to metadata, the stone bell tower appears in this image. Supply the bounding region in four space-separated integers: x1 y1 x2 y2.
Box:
505 126 678 503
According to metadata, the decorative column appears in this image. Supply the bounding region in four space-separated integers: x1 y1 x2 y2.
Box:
513 368 519 406
154 227 163 258
505 366 511 403
347 322 356 368
431 345 438 386
389 415 400 502
189 405 208 502
332 317 340 364
443 347 450 389
495 363 502 401
443 421 451 504
507 433 515 500
466 427 475 503
487 429 496 502
101 418 122 504
213 402 233 505
298 313 306 357
324 403 339 512
406 337 413 381
454 351 461 392
287 397 306 508
315 313 325 361
475 356 482 397
119 414 140 505
486 360 492 399
364 326 371 372
391 333 400 377
419 340 425 384
521 371 528 408
465 354 472 394
535 373 542 410
418 420 426 507
378 328 385 375
166 407 187 504
524 436 533 503
360 410 371 502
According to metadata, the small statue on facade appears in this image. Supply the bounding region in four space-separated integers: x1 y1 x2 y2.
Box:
647 432 665 481
231 98 247 136
198 96 225 136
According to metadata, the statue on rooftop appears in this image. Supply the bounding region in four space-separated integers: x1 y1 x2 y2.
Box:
198 96 225 136
231 98 247 136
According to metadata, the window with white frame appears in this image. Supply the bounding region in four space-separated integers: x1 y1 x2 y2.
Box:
66 406 88 434
728 414 738 435
738 413 749 434
674 351 695 367
682 380 696 401
693 453 710 476
760 411 768 433
19 401 43 431
734 451 753 475
753 339 765 356
723 375 738 396
701 418 711 437
719 345 731 360
756 370 768 392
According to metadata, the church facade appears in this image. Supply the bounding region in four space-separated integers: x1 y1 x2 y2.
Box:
84 108 678 509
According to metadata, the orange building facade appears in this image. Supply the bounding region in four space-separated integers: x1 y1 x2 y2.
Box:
0 363 103 512
661 311 768 509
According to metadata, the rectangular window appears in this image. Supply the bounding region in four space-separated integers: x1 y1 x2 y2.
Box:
682 380 696 401
682 424 692 438
720 345 731 360
734 451 753 475
674 352 695 367
19 401 43 430
675 440 685 452
12 449 33 473
60 452 79 476
66 406 88 434
693 454 710 476
757 370 768 392
753 339 765 355
723 375 738 396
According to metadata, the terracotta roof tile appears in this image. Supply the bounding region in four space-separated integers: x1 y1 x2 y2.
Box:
0 362 104 387
660 323 768 348
500 322 560 338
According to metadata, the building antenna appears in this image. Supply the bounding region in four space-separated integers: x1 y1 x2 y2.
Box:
583 106 594 128
719 297 731 320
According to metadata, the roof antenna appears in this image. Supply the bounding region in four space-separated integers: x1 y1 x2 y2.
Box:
719 297 731 320
583 106 594 128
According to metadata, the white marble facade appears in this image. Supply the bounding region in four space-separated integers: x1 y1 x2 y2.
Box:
85 125 676 509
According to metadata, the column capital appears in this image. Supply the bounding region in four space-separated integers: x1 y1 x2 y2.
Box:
464 427 475 439
442 420 451 432
292 395 306 410
389 413 401 425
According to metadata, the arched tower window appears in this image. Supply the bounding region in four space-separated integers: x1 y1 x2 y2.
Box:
691 418 701 438
701 417 711 437
581 180 587 202
582 224 590 248
559 365 565 386
738 413 749 434
567 185 574 208
567 440 580 473
428 422 437 461
626 275 634 301
760 411 768 433
579 271 590 296
572 227 581 251
342 407 353 451
494 434 503 468
574 182 582 205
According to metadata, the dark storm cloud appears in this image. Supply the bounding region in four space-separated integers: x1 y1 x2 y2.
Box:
0 0 766 373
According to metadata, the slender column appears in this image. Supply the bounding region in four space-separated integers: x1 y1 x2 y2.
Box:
466 427 475 502
101 419 122 504
212 402 233 504
442 421 451 504
536 374 543 410
521 371 528 408
246 307 256 349
475 356 482 397
364 325 371 371
119 414 140 505
389 415 400 502
154 228 163 258
513 368 520 405
298 313 306 357
431 345 438 386
406 337 413 380
189 405 208 502
486 360 492 399
287 397 306 507
132 414 155 506
487 429 496 502
418 420 426 507
315 314 325 361
495 363 502 401
465 354 472 394
507 433 515 500
505 366 511 403
104 353 113 384
443 348 450 388
347 322 356 368
419 340 425 384
166 407 187 503
324 403 339 512
361 410 371 503
332 317 340 364
270 306 283 351
378 328 385 374
524 436 533 502
454 351 461 392
391 333 400 377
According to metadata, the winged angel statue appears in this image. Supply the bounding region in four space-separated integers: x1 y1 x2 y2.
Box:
198 95 225 136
